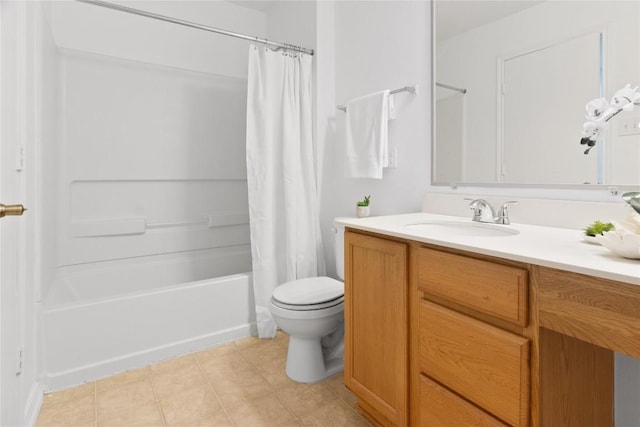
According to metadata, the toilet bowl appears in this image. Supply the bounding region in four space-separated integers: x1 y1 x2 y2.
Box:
269 221 346 383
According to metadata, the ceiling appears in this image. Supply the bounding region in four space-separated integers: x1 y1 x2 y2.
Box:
227 0 276 14
228 0 545 42
435 0 545 40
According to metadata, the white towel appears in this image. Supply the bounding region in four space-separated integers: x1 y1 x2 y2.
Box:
388 94 396 120
344 90 390 179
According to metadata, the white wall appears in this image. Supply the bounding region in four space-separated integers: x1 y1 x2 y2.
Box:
320 0 431 277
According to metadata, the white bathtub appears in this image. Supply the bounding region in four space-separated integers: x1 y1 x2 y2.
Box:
42 269 255 392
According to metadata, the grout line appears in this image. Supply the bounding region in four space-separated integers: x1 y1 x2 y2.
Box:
268 386 299 424
194 353 236 427
225 337 300 424
93 382 98 427
146 365 168 427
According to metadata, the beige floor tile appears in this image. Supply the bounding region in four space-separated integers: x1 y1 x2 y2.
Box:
193 341 238 363
207 367 272 408
38 333 360 427
166 411 233 427
324 373 358 407
226 393 295 427
150 355 208 398
238 339 288 367
36 383 95 427
275 331 290 348
149 354 195 377
255 358 296 388
232 335 263 350
97 377 156 420
275 381 339 418
96 367 150 393
158 381 223 425
97 401 164 427
36 416 95 427
198 352 253 378
299 399 370 427
41 383 95 407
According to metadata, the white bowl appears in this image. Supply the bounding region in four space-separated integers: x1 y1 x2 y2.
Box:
596 232 640 259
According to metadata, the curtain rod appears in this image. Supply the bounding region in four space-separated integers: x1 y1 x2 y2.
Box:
337 85 418 112
436 82 467 94
76 0 315 56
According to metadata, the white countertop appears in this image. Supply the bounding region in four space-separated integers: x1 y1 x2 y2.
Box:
337 213 640 286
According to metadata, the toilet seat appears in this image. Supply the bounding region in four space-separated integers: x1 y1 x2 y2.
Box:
271 295 344 311
271 277 343 311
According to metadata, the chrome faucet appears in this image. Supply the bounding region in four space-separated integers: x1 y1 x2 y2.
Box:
467 199 518 225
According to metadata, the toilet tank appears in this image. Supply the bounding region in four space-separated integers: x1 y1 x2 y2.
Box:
334 220 346 280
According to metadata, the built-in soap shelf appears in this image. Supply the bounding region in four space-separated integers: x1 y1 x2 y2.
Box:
70 213 250 238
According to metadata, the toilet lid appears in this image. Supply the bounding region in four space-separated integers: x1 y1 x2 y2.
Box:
272 277 344 306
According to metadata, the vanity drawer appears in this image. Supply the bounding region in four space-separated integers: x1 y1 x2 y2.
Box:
419 300 530 426
419 375 508 427
416 247 528 326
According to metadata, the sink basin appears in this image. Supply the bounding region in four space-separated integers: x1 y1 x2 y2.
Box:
405 220 520 237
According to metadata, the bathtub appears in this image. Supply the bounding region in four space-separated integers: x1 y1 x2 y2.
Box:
42 261 256 391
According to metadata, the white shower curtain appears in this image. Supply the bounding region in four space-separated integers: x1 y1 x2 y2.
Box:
246 45 326 338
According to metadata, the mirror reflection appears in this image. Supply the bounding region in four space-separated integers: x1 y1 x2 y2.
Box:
433 0 640 186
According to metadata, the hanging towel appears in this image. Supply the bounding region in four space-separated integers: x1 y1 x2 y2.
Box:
388 94 396 120
344 90 390 179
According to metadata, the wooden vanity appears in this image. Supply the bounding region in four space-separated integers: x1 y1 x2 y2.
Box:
343 227 640 427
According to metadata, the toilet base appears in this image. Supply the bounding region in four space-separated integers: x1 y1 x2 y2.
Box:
285 336 344 383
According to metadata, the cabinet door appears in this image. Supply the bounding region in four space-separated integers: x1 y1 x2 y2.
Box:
344 231 408 426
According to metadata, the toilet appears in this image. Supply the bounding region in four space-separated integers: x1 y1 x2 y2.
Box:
269 221 346 383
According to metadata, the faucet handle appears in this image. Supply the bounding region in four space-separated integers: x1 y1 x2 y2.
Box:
466 198 483 219
466 199 495 222
496 201 519 225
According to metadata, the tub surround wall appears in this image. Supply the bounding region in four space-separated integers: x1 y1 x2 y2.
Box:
41 0 265 392
39 0 320 393
47 1 256 302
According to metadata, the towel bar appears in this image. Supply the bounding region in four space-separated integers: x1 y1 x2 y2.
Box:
337 84 418 112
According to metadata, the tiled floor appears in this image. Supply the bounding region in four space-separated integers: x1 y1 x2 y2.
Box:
36 332 371 427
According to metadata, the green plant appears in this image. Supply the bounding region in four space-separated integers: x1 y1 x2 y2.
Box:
357 195 371 207
584 220 614 236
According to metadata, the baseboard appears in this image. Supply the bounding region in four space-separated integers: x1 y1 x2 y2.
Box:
42 322 257 393
24 382 44 427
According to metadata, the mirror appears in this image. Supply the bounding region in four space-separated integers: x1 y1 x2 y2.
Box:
432 1 640 187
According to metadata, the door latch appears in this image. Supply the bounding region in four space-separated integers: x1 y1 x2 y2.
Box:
0 204 27 218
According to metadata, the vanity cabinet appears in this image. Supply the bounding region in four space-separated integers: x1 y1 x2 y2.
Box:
344 228 626 427
344 231 409 427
